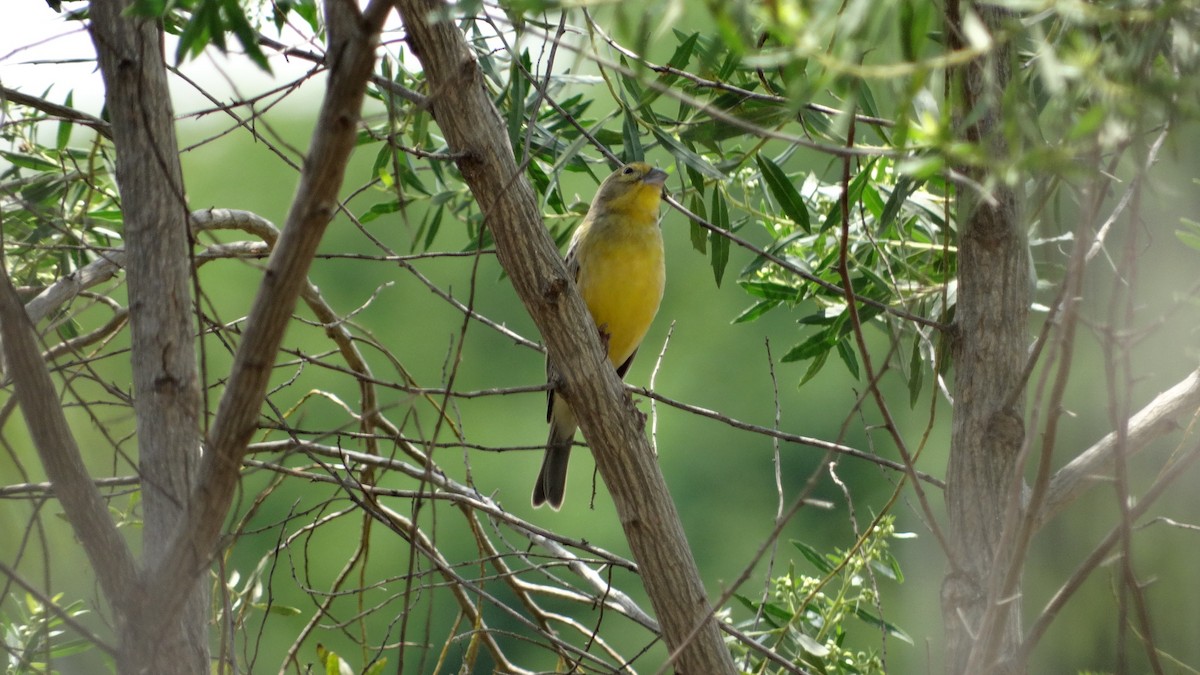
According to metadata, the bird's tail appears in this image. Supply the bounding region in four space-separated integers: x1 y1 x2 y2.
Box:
533 409 575 509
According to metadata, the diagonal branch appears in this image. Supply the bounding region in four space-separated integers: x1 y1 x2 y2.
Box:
1038 368 1200 527
0 264 139 606
388 1 735 672
0 85 114 140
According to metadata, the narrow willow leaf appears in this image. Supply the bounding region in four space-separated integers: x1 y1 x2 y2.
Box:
880 176 919 233
732 594 791 625
639 32 699 107
651 128 724 180
836 338 860 379
55 92 74 150
792 540 837 574
622 110 643 161
423 206 443 251
908 336 924 407
733 299 780 323
781 327 834 363
0 152 58 172
507 51 530 148
737 280 798 301
709 189 730 286
755 153 811 233
360 200 401 223
688 194 707 254
221 0 270 72
853 607 914 645
799 349 830 384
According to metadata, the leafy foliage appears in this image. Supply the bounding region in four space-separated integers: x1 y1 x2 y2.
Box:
2 594 94 675
729 517 911 675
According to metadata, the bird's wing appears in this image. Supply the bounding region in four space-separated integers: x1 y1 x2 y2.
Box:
546 238 584 422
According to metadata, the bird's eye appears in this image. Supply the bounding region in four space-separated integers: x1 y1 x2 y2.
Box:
622 166 635 175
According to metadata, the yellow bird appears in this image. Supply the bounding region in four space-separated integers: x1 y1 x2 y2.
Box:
533 162 669 509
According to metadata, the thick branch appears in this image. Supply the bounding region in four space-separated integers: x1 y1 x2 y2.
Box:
139 0 390 632
88 0 209 666
0 265 139 607
1039 368 1200 525
389 1 735 672
942 4 1028 673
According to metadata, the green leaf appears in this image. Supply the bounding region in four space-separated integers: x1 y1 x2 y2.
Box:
899 0 932 61
508 50 531 148
651 127 724 180
879 176 920 233
853 607 914 645
737 280 798 301
1068 105 1107 142
175 2 215 63
423 206 443 251
359 200 401 223
861 181 885 220
622 110 643 161
797 632 830 657
124 0 167 16
733 594 793 624
0 151 59 172
57 318 80 341
856 83 886 144
56 92 74 150
679 102 792 145
781 327 835 363
792 540 837 574
835 338 860 379
688 194 707 254
666 32 700 71
755 154 811 233
709 190 730 286
733 299 780 323
872 551 905 582
221 0 270 72
251 602 303 616
638 32 699 107
907 336 924 407
799 346 830 384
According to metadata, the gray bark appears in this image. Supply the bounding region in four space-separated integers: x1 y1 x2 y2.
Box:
941 4 1029 674
389 0 736 672
87 1 207 671
136 0 391 652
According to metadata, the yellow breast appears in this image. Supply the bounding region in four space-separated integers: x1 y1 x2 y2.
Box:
573 215 665 368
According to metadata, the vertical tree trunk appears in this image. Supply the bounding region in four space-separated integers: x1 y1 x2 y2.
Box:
941 4 1029 674
88 2 207 671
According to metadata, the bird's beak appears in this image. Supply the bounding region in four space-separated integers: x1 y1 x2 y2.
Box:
643 168 668 188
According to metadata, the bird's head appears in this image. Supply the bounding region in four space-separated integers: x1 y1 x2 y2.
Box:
590 162 669 217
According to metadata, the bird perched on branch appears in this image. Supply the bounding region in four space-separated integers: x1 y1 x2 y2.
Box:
533 162 669 509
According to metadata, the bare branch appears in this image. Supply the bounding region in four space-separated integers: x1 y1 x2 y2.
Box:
0 264 138 605
1038 368 1200 527
0 85 114 139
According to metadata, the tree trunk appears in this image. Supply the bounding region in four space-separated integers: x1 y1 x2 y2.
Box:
941 4 1029 674
87 2 207 671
